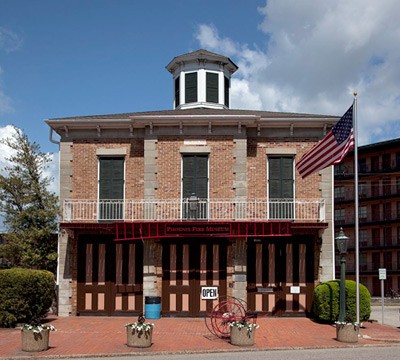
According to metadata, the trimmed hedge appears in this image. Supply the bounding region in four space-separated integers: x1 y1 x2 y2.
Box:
0 268 55 327
312 280 371 323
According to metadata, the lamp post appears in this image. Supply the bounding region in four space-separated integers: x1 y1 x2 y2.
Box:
188 193 199 219
336 227 349 323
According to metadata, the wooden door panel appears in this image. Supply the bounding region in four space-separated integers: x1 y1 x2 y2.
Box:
247 237 314 316
162 239 227 316
77 236 143 316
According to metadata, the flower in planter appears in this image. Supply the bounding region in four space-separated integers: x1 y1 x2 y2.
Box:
22 324 56 334
229 317 259 335
125 314 154 334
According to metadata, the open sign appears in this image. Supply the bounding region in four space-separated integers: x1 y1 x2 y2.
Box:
201 286 219 300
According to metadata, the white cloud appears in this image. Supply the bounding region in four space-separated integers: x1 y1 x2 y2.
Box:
0 27 21 115
0 27 23 53
0 125 17 174
195 0 400 145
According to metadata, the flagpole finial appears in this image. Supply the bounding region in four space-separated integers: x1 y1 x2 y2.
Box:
353 90 358 97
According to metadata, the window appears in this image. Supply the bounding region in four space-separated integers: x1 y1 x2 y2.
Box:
268 156 294 219
372 253 380 270
335 208 345 222
334 186 345 199
384 202 392 220
371 155 380 172
384 252 392 270
360 230 368 247
397 177 400 194
98 157 124 220
383 153 391 170
206 72 218 103
359 206 367 221
372 228 381 246
175 76 180 107
358 158 367 173
185 72 197 103
371 181 380 197
182 155 208 219
334 163 347 175
385 227 392 245
224 76 230 107
360 253 368 271
396 152 400 169
383 178 391 195
371 204 379 221
359 182 367 198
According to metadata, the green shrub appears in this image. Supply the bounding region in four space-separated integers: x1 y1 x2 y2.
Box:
0 268 55 327
312 280 371 323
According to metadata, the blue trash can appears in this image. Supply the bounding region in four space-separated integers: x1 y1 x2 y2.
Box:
145 296 161 319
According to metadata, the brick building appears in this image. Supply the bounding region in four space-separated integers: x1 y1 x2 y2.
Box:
334 138 400 296
47 49 339 317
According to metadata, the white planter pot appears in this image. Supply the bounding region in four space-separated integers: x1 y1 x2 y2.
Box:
230 326 256 346
336 323 359 343
126 327 153 348
21 329 50 352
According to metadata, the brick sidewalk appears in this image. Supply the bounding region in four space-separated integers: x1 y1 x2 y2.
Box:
0 316 399 358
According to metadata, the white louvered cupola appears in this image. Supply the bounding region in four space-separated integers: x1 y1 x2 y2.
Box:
166 49 238 110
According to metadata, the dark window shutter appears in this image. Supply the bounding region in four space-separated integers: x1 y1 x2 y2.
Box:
268 157 293 199
182 155 208 199
206 72 218 103
175 76 180 107
185 72 197 103
224 76 230 107
99 157 124 200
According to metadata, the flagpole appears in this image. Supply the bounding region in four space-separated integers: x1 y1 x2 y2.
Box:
353 91 360 326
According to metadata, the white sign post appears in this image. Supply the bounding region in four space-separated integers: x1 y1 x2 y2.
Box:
379 268 386 325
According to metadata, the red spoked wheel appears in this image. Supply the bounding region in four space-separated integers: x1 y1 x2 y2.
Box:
205 296 247 338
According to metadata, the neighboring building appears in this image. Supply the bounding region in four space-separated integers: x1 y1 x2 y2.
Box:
46 49 339 317
334 138 400 296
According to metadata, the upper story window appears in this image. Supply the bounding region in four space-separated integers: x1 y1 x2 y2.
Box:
371 155 379 172
371 181 380 197
335 162 349 175
268 156 294 219
268 156 294 199
383 153 391 170
360 229 368 247
334 208 345 221
396 152 400 169
359 205 367 221
334 186 345 199
359 182 367 197
182 155 208 220
224 76 230 107
371 203 380 221
98 157 125 220
182 155 208 200
185 72 198 103
358 158 367 173
175 76 180 107
206 72 218 103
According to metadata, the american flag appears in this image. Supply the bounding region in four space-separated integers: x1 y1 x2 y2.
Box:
296 104 354 178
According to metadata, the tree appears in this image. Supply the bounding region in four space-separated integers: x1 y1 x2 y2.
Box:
0 127 58 273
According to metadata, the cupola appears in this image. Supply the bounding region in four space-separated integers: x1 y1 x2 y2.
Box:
166 49 238 110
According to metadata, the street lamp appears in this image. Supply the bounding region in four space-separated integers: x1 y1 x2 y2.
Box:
336 227 349 323
188 193 199 219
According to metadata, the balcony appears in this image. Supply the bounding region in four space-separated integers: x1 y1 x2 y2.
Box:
62 198 325 222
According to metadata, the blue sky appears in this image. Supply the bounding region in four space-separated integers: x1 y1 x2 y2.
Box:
1 0 400 184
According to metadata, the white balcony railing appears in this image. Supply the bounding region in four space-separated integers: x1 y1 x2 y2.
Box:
62 198 325 222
